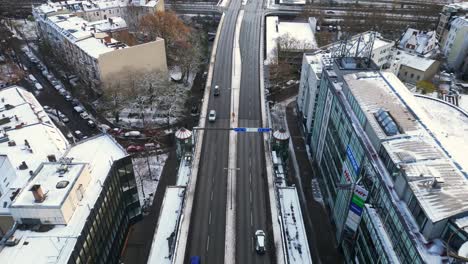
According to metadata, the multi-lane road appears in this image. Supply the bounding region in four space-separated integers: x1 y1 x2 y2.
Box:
185 0 274 263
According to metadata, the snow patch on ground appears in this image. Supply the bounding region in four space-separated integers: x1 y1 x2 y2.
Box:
133 153 168 211
13 19 39 41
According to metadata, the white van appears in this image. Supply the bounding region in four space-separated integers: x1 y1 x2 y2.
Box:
28 74 37 82
34 83 43 90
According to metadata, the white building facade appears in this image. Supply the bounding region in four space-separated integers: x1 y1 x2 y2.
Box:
442 16 468 72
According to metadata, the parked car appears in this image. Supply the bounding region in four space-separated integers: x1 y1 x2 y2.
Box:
74 106 85 113
208 110 216 122
58 88 67 95
80 112 90 120
74 130 83 139
254 230 266 254
54 84 62 91
65 95 73 101
59 113 69 123
87 120 96 128
34 83 43 91
43 105 51 112
71 99 80 106
124 131 141 138
126 145 145 153
28 74 37 82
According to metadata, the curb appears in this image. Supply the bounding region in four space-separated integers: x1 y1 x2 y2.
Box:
259 12 286 264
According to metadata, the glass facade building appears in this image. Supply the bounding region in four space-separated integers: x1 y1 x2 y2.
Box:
68 156 141 264
305 58 468 263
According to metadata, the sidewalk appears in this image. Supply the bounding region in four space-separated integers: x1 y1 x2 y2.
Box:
284 101 343 264
121 148 178 264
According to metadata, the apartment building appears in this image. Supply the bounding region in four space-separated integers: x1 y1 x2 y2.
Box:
304 57 468 263
398 28 437 55
442 16 468 73
0 85 141 264
436 2 468 42
33 1 167 91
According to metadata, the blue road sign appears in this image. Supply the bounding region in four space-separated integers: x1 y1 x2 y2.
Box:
233 127 271 133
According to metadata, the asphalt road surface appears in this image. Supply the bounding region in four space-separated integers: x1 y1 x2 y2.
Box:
184 0 240 263
236 0 273 263
185 0 274 262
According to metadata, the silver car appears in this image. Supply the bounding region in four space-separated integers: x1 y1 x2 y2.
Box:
255 230 266 254
208 110 216 122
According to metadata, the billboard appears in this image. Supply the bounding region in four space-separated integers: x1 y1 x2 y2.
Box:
343 184 368 238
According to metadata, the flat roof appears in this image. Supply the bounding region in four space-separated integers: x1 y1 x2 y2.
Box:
11 162 87 208
278 187 313 264
0 134 127 263
266 16 317 63
45 14 127 58
35 0 159 15
344 71 468 222
0 86 69 214
147 186 185 264
396 51 437 72
176 156 191 187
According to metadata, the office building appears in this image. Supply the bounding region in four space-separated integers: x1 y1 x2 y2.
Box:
436 2 468 42
0 85 141 263
304 56 468 263
389 51 440 85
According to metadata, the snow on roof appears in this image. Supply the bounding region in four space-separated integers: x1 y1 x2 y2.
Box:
44 14 128 58
396 51 437 72
398 28 436 55
147 186 185 264
266 16 317 64
176 156 191 186
0 134 127 264
0 86 69 214
278 187 312 264
279 0 306 5
35 0 159 15
11 162 87 208
345 72 468 222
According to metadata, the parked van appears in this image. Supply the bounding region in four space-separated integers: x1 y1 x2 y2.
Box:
34 83 43 90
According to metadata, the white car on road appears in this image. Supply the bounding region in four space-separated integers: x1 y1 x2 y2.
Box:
208 110 216 122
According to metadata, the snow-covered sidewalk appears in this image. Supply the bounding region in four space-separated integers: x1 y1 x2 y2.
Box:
133 153 168 211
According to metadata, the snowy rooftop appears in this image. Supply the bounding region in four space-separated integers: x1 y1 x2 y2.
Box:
278 0 306 5
176 155 191 187
344 71 468 222
34 0 159 15
0 86 69 214
398 28 436 55
396 51 437 72
45 14 127 58
147 186 185 264
278 187 312 264
11 162 87 208
0 134 128 263
266 16 317 64
322 31 394 54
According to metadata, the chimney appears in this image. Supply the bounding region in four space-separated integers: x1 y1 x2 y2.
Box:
104 36 111 44
30 184 46 203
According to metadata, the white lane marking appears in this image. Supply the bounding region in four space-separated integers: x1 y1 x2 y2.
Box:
250 211 253 227
209 211 212 225
206 235 210 252
249 171 252 184
211 191 214 201
249 190 252 204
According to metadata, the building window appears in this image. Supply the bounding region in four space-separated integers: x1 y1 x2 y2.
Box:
410 73 414 78
416 75 420 81
404 71 408 76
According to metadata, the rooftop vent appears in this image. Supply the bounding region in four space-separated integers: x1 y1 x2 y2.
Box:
56 164 69 174
30 184 46 203
56 181 70 189
19 161 28 170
